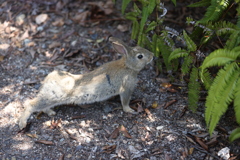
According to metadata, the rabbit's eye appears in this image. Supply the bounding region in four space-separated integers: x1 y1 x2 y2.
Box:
137 54 143 59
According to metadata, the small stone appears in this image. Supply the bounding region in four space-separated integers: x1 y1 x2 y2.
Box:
156 126 164 130
35 14 48 24
16 14 25 25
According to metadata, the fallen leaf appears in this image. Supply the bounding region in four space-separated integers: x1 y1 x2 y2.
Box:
0 43 10 50
71 115 86 119
71 11 90 24
188 147 194 155
52 18 65 26
49 41 61 49
58 154 64 160
102 145 116 153
35 140 54 145
26 133 38 138
119 125 132 139
161 83 172 88
35 14 48 24
152 147 163 155
151 101 158 109
137 103 144 113
117 24 129 32
195 136 208 151
50 119 62 129
109 127 119 139
0 55 4 61
144 108 154 121
164 99 177 109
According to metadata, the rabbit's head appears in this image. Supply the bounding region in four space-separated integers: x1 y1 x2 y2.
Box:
109 37 154 71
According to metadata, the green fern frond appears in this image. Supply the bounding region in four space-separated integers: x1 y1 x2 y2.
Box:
157 37 173 71
205 62 239 134
234 77 240 124
121 0 131 14
131 20 140 40
147 0 156 15
236 5 240 28
199 0 230 23
200 69 213 90
168 48 189 62
226 31 240 49
188 67 200 112
188 0 211 7
182 56 193 74
183 30 197 52
229 127 240 142
171 0 177 6
145 21 157 33
214 21 237 36
138 7 149 46
201 49 240 71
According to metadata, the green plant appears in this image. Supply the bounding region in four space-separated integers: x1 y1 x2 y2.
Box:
201 48 240 140
119 0 240 142
188 0 240 141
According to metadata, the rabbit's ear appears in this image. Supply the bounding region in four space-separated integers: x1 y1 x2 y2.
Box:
109 37 128 55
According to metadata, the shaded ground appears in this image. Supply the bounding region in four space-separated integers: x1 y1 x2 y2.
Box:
0 0 239 159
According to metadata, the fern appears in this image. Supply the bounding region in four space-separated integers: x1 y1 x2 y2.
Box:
183 30 197 52
188 67 200 112
182 56 193 74
200 69 213 90
121 0 131 14
168 48 188 62
157 37 173 71
199 0 230 23
205 63 239 134
214 21 237 36
188 0 210 7
201 49 240 70
234 78 240 124
229 127 240 142
225 31 240 49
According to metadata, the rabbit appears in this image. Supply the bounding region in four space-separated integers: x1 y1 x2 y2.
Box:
18 37 154 129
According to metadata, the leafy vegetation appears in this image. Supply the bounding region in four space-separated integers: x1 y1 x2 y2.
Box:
120 0 240 142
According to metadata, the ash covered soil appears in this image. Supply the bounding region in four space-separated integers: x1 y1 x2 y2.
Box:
0 0 239 159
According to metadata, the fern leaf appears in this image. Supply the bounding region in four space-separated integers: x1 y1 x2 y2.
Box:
133 3 141 15
182 56 193 74
200 69 213 90
157 37 173 71
138 7 149 46
122 0 131 14
201 49 240 71
188 0 210 7
237 5 240 28
145 21 157 33
188 67 200 112
234 77 240 124
226 31 240 49
183 30 197 52
131 20 139 40
229 127 240 142
171 0 177 6
199 0 230 23
214 21 236 36
168 48 189 62
205 62 239 134
147 0 156 15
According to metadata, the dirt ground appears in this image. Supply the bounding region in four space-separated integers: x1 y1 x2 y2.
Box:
0 0 239 159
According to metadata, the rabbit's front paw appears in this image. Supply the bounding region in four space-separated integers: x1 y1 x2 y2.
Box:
19 119 27 130
123 106 138 114
43 108 56 116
